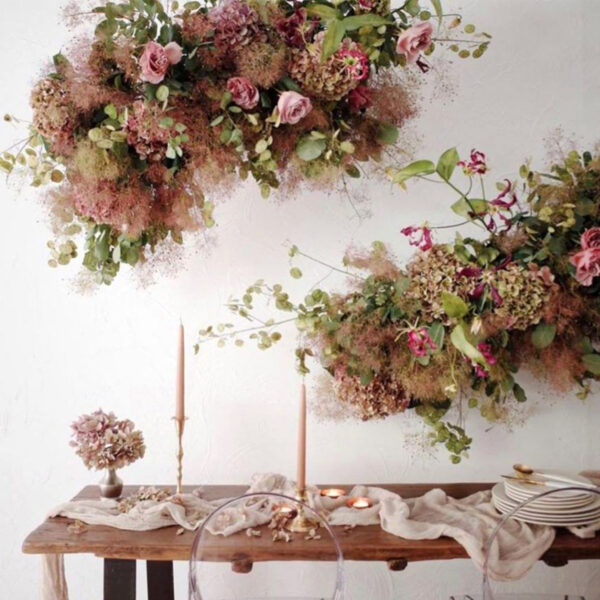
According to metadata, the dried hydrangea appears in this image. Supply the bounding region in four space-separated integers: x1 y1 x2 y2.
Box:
289 34 364 101
209 0 266 52
126 101 176 162
30 78 75 155
405 245 473 321
70 409 146 471
332 369 410 420
118 487 171 513
493 263 552 330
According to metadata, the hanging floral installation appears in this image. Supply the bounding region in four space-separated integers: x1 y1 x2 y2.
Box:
198 147 600 461
0 0 489 284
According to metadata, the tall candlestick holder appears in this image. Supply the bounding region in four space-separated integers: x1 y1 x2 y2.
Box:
287 487 319 533
173 417 187 494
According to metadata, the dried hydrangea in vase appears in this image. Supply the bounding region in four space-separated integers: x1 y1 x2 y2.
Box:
70 409 146 498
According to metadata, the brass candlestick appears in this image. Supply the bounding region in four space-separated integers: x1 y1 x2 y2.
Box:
173 417 186 494
287 488 319 533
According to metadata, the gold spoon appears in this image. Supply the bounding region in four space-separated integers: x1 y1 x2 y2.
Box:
513 464 596 488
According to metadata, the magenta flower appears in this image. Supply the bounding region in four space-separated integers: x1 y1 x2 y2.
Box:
477 342 497 365
407 328 437 357
458 264 505 306
339 47 370 80
472 363 489 378
458 149 488 176
401 225 433 251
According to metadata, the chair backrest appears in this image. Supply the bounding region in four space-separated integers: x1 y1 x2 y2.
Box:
481 485 600 599
188 492 344 600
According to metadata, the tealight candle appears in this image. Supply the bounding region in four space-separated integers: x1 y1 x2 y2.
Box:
320 488 347 500
346 497 374 509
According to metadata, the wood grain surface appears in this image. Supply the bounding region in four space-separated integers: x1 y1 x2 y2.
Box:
22 483 600 565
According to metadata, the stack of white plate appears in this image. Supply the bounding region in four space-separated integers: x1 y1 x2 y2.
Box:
491 470 600 527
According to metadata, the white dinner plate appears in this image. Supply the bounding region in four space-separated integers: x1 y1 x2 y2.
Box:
502 484 595 510
503 470 594 501
492 483 600 527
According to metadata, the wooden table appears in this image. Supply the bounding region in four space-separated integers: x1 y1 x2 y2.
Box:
22 483 600 600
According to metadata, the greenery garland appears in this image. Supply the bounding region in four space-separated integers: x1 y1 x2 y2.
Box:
199 146 600 462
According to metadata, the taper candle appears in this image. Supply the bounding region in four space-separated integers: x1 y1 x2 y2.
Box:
297 380 307 494
175 321 185 423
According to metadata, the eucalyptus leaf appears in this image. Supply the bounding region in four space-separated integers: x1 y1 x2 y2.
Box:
296 136 327 161
531 322 556 349
376 123 399 145
582 353 600 375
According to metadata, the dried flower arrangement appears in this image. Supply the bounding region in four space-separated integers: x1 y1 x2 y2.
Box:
198 147 600 462
70 409 146 470
1 0 489 284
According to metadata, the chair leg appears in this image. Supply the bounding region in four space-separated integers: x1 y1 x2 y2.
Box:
147 560 175 600
104 559 136 600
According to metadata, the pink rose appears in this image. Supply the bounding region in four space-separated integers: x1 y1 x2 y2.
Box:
139 41 183 85
277 91 312 125
226 77 259 110
570 247 600 286
581 227 600 250
396 22 434 64
164 42 183 65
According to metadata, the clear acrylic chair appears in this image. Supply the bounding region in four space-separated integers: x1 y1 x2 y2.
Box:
451 485 600 599
188 492 344 600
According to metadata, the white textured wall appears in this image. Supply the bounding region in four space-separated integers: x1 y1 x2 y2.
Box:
1 1 599 598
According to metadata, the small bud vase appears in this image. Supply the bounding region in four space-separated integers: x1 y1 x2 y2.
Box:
99 468 123 499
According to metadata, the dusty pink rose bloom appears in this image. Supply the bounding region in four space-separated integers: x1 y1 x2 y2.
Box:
396 22 433 64
140 41 183 84
164 41 183 65
227 77 259 110
581 227 600 250
277 91 312 124
570 247 600 286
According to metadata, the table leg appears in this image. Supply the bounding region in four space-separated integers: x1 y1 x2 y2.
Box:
147 560 175 600
104 559 136 600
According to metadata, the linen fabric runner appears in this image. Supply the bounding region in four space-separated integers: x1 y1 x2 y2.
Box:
42 472 600 599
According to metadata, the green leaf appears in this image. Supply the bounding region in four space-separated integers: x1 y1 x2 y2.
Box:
450 324 484 364
156 85 170 102
582 353 600 375
389 160 436 184
450 197 488 218
531 323 557 349
104 103 118 120
342 14 389 31
376 123 399 145
321 19 346 61
428 321 445 352
437 147 459 181
431 0 443 25
513 383 527 403
296 136 327 161
442 292 469 319
305 4 340 19
290 267 303 279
